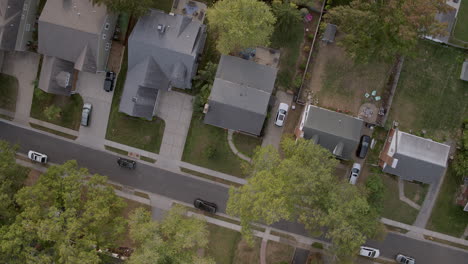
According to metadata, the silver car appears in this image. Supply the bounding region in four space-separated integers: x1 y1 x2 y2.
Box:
396 254 415 264
81 103 92 126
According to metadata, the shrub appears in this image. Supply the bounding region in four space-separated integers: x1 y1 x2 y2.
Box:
204 145 217 159
293 76 302 89
299 62 307 71
312 242 324 249
365 174 384 213
307 33 314 40
43 105 62 121
303 45 311 53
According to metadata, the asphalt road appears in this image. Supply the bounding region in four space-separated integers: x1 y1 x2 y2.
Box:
1 121 467 264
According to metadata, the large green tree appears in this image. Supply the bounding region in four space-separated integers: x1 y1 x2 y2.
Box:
91 0 153 17
207 0 276 54
227 138 382 260
128 206 214 264
325 0 452 62
0 160 126 264
0 141 29 225
272 0 302 39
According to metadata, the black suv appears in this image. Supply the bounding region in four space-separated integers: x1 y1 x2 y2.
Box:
104 71 116 92
194 198 217 214
117 158 136 169
356 135 371 159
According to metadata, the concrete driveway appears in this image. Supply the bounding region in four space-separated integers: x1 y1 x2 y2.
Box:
262 90 293 149
75 71 113 148
155 90 193 161
1 51 40 125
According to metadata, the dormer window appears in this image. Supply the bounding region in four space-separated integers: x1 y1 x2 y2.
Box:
102 34 106 40
105 23 110 30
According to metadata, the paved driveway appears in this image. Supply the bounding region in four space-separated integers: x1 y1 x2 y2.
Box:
1 51 40 125
262 91 293 149
155 90 193 161
75 71 113 148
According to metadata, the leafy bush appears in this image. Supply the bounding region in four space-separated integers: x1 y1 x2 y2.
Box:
204 145 217 159
43 105 61 121
365 174 384 213
303 45 311 53
293 76 302 89
299 62 307 70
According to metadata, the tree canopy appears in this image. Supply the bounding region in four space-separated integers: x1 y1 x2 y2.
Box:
207 0 276 54
91 0 153 17
271 0 302 39
128 206 214 264
227 137 382 260
325 0 452 62
0 160 126 264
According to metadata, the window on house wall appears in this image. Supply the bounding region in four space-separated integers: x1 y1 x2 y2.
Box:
102 34 106 40
105 42 110 51
25 24 31 32
105 23 110 30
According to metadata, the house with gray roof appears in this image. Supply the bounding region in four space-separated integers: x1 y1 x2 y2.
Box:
203 55 277 136
379 128 450 184
297 105 364 160
37 0 117 95
0 0 38 52
119 9 206 120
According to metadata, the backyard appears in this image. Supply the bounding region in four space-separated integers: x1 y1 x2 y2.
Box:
452 0 468 43
388 40 468 141
182 113 246 177
0 73 18 112
105 51 166 154
427 166 468 237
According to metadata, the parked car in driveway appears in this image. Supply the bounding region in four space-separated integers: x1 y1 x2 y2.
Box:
81 103 92 126
117 158 136 169
396 254 415 264
104 71 116 92
356 135 371 159
194 198 217 213
28 150 47 163
359 246 380 258
349 163 361 184
275 103 289 127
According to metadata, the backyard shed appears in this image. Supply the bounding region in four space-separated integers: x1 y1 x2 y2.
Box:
322 24 337 43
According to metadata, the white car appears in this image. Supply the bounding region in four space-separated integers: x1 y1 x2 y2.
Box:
396 254 415 264
359 246 380 258
81 103 92 126
349 163 361 184
28 150 48 163
275 103 289 127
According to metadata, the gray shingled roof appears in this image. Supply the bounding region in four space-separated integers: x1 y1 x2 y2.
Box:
203 55 277 135
119 9 206 119
303 105 363 160
461 60 468 81
322 24 337 43
39 56 74 96
0 0 25 51
383 130 450 184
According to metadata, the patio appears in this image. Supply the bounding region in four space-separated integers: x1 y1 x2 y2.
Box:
171 0 207 23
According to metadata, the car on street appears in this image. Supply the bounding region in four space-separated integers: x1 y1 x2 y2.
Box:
28 150 47 163
117 158 136 169
81 103 92 126
194 198 217 213
348 163 361 185
274 103 289 127
396 254 415 264
356 135 371 159
104 71 116 92
359 246 380 258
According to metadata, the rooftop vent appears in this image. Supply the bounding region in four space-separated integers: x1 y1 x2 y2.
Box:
157 24 167 33
132 97 137 102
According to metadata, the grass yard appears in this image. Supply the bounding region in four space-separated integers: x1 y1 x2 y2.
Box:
232 133 262 158
182 113 245 177
453 0 468 43
151 0 173 13
380 173 419 225
404 181 429 206
0 73 18 111
427 166 468 237
388 40 468 141
271 20 304 89
105 51 165 154
119 198 152 248
30 88 83 130
266 241 295 264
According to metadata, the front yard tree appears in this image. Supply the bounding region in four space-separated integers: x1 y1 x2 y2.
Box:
128 206 214 264
325 0 452 63
227 137 382 260
91 0 153 17
207 0 276 54
0 160 126 263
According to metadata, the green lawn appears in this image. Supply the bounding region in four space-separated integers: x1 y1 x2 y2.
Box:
206 224 242 264
404 181 429 206
182 114 245 177
30 88 83 130
266 241 295 264
381 174 419 225
388 40 468 141
271 20 304 89
0 73 18 111
105 51 165 154
427 166 468 237
151 0 173 13
232 133 262 158
453 0 468 43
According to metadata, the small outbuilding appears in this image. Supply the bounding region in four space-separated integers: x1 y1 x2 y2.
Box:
322 24 337 44
461 60 468 81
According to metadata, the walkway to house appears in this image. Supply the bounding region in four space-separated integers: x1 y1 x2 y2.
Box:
227 130 252 162
2 51 40 126
398 178 421 210
155 90 193 161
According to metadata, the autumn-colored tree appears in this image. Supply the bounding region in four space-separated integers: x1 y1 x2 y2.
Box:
325 0 453 62
227 137 382 260
0 161 126 264
207 0 276 54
